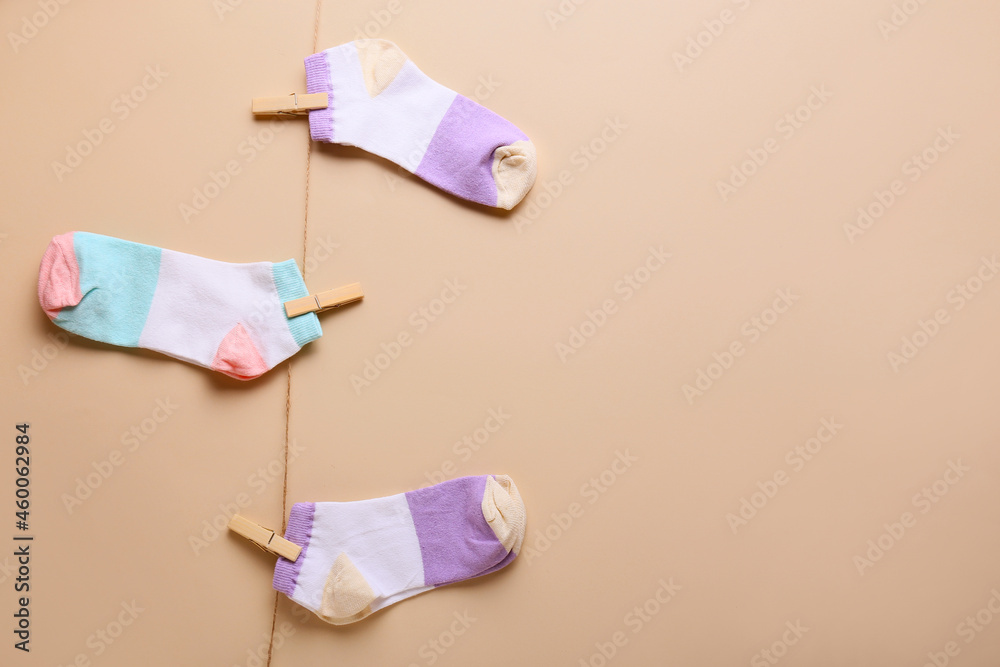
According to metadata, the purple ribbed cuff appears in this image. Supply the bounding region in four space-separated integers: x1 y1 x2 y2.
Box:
272 502 315 597
304 52 334 143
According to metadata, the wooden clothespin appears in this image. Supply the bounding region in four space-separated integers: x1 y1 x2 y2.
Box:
251 92 329 115
228 514 302 562
284 282 364 318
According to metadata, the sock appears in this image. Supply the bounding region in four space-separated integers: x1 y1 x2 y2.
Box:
273 475 526 625
37 232 322 381
304 39 537 210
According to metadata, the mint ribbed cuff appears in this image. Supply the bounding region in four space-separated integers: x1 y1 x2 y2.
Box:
272 259 322 348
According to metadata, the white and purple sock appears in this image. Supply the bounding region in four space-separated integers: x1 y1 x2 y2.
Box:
273 475 525 624
37 232 322 380
304 40 537 210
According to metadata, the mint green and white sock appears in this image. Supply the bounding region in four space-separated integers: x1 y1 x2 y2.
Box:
37 232 322 380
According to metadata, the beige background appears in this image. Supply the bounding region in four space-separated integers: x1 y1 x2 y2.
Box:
2 0 1000 665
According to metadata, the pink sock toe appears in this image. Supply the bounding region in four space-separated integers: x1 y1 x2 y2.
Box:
38 232 82 319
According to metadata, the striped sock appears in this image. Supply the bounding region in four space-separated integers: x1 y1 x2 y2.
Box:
273 475 526 625
305 39 537 210
37 232 322 380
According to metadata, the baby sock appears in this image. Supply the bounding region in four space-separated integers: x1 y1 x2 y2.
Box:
304 39 537 210
273 475 526 625
37 232 322 380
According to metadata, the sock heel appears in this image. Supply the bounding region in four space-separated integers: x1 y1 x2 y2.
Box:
211 323 268 381
320 553 377 625
354 39 407 97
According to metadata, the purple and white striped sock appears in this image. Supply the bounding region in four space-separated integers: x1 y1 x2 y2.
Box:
304 40 537 210
273 475 526 625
